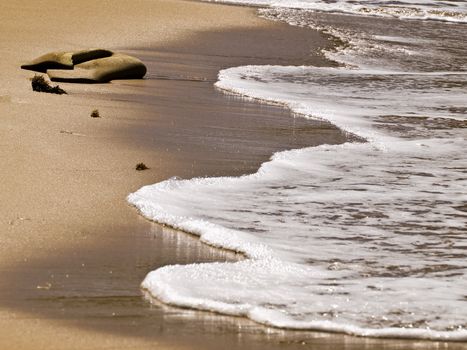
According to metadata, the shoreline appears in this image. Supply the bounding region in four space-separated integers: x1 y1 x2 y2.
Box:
0 0 464 349
0 1 349 348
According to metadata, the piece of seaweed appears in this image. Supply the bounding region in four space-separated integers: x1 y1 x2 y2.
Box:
135 163 149 171
31 75 67 95
90 109 101 118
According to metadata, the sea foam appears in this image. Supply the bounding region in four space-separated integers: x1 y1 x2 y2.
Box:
129 65 467 339
208 0 467 23
128 1 467 340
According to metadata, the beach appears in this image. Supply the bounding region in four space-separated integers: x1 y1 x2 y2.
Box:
0 0 465 349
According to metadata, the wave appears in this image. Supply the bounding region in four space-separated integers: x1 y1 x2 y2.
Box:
207 0 467 23
128 1 467 340
128 65 467 340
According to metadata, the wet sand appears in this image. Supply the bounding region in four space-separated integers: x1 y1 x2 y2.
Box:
0 0 464 349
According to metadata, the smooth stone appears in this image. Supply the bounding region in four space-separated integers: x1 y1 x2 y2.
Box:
47 53 147 83
21 49 146 82
21 49 113 73
21 51 74 73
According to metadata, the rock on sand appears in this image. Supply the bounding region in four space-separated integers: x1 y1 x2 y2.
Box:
21 49 146 83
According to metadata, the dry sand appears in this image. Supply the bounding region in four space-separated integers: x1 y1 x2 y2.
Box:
0 0 465 349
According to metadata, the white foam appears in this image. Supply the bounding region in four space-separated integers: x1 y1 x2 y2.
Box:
128 1 467 341
258 7 467 72
142 259 467 340
129 65 467 339
207 0 467 23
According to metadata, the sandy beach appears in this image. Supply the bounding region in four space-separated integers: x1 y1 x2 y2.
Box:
0 0 465 349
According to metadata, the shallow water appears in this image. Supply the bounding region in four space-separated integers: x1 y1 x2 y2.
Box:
129 0 467 340
211 0 467 23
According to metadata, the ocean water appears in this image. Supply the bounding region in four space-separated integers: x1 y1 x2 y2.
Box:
210 0 467 23
128 0 467 341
